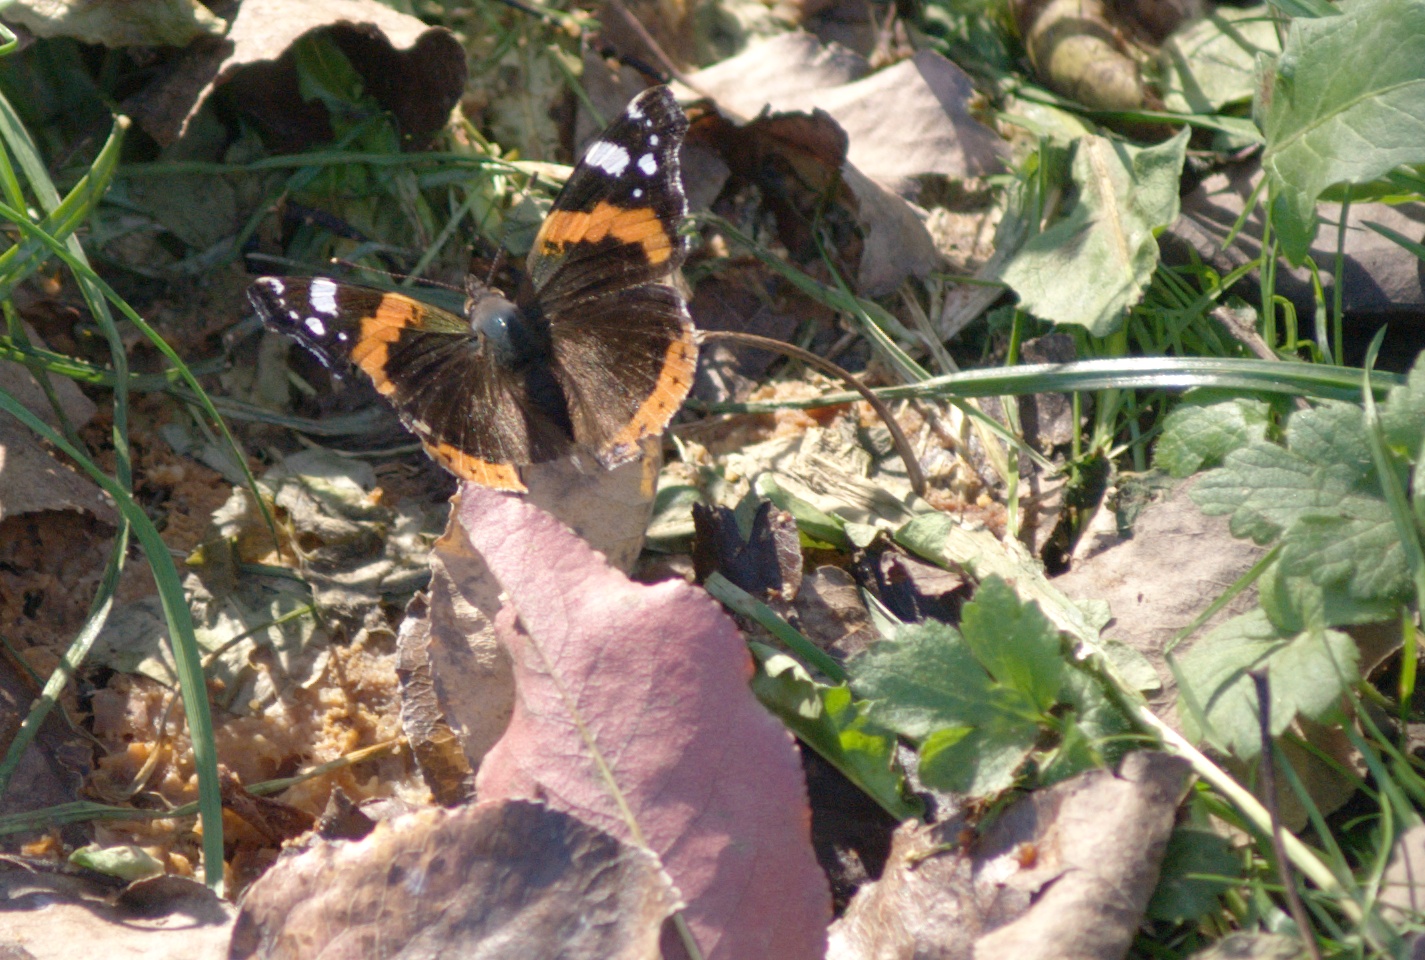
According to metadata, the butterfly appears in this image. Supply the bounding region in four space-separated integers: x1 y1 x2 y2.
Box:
248 85 696 492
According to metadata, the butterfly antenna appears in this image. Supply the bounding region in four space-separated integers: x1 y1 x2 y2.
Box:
328 257 466 294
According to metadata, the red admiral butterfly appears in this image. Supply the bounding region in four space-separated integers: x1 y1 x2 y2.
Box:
248 85 697 492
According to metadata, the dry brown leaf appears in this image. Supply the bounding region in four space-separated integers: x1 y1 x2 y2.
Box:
0 865 233 960
828 751 1192 960
229 800 680 960
124 0 465 148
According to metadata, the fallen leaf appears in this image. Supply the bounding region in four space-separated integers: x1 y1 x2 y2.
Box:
1 0 225 47
0 862 233 960
395 453 661 795
462 487 830 960
827 751 1191 960
229 799 679 960
124 0 465 148
692 499 803 602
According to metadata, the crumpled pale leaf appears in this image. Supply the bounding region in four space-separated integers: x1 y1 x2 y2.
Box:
1 0 224 47
680 33 1003 292
124 0 465 147
462 487 830 960
999 129 1190 335
1050 476 1265 722
687 38 1003 191
827 751 1192 960
229 800 680 960
0 864 233 960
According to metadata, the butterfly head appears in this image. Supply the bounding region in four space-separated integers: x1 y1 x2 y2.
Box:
468 292 546 368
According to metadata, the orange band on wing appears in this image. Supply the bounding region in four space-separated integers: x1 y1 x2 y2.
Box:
606 333 698 457
350 297 420 397
535 201 673 266
425 440 527 492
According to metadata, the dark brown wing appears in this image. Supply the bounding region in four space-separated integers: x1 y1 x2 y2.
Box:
526 85 690 311
249 276 573 490
523 86 698 462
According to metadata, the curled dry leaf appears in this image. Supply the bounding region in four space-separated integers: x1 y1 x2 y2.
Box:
681 33 1004 294
125 0 465 148
229 799 680 960
461 487 830 960
828 751 1192 960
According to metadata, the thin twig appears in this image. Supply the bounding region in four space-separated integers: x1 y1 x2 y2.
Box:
698 329 928 497
1251 669 1325 960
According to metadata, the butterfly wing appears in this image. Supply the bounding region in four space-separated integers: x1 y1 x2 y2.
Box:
249 276 573 490
526 85 698 463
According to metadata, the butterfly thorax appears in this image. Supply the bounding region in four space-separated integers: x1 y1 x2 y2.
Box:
467 293 550 369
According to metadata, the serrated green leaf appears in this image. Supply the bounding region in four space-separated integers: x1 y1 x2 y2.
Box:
1281 501 1410 600
750 646 921 820
959 576 1063 712
1380 354 1425 456
1192 441 1346 542
998 129 1190 335
850 620 1005 738
1259 0 1425 263
1178 609 1359 757
1259 562 1399 632
1155 396 1272 478
920 720 1037 796
1193 401 1411 606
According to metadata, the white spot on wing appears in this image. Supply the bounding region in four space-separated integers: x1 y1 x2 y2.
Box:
585 140 630 177
305 316 327 337
632 188 644 199
310 277 340 317
638 153 658 176
649 133 660 147
626 98 645 119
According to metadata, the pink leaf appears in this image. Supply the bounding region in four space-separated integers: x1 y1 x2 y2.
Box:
462 487 829 960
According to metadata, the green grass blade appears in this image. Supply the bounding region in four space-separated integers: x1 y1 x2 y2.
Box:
697 357 1405 414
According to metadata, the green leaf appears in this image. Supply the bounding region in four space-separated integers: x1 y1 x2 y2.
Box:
1155 394 1273 478
1177 609 1359 758
850 619 1007 739
1380 353 1425 457
750 646 921 820
1160 5 1282 114
959 575 1064 713
1192 402 1412 606
1146 827 1241 923
920 719 1038 796
998 129 1189 335
1259 0 1425 263
848 576 1126 799
69 842 165 881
